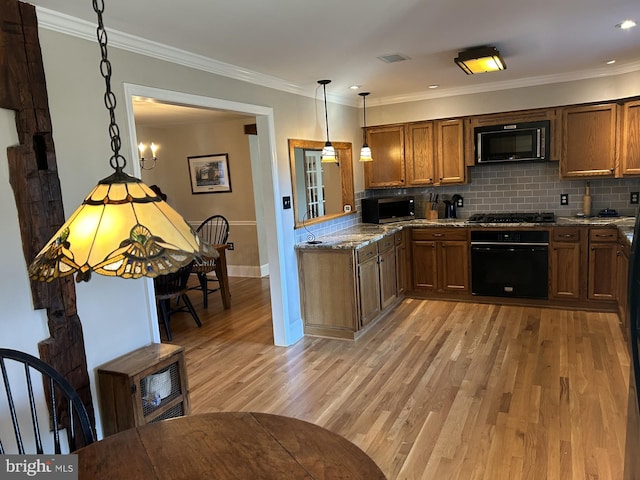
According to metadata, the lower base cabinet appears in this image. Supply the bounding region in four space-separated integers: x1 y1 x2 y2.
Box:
550 227 584 301
588 227 618 301
410 228 469 294
297 234 399 339
618 236 630 340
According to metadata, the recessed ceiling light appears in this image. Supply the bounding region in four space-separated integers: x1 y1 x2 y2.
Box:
616 19 637 29
349 85 361 90
606 59 616 65
428 84 439 89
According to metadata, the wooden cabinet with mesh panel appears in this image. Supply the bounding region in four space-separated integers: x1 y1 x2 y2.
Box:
97 343 190 436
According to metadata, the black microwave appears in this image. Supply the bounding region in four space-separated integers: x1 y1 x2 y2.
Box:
361 196 415 224
475 120 550 164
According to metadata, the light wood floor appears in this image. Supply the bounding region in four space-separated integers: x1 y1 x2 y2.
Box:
164 277 631 480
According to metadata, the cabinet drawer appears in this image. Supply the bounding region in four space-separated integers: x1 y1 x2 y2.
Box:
589 228 617 242
552 227 581 242
357 243 378 263
411 228 467 241
378 235 395 253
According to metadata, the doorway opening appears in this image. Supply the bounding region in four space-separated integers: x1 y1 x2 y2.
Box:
122 84 294 346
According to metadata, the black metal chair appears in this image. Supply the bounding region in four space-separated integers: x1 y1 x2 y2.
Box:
191 215 229 308
0 348 95 454
154 262 202 341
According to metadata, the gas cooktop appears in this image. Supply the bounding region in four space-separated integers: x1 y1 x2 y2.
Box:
467 212 556 223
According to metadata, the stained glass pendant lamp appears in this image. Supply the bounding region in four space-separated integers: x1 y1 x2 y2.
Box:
358 92 372 162
318 80 337 163
28 0 214 283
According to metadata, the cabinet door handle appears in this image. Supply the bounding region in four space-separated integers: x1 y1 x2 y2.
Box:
433 233 444 237
595 234 613 238
559 234 573 238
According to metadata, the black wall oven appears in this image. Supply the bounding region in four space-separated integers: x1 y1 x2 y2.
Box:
471 230 549 299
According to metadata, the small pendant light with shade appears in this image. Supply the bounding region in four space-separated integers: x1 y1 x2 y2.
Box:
318 80 337 163
359 92 373 162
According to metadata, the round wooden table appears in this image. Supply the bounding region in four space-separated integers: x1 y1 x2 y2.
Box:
77 412 386 479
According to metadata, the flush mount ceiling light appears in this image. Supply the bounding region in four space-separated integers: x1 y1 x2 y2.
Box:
454 46 506 75
616 19 637 29
358 92 372 163
28 0 214 283
318 80 337 163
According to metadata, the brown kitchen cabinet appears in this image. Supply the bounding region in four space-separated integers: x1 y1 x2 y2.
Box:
364 125 406 188
366 119 465 189
410 228 469 294
357 243 381 327
588 227 618 301
621 99 640 176
617 235 630 340
97 343 190 436
357 237 397 327
549 227 585 301
561 103 618 178
395 230 408 295
405 119 465 186
435 119 466 184
297 233 400 339
405 121 435 185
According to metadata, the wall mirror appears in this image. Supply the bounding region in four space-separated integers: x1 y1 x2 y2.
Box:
288 139 355 229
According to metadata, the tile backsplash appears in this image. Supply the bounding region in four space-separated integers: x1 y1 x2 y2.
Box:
367 161 640 220
295 161 640 243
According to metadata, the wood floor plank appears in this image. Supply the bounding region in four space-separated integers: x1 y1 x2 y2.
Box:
161 277 631 480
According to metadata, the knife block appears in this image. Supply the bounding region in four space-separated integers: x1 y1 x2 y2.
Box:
425 202 439 220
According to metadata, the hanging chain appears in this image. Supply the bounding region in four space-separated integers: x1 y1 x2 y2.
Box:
322 82 330 143
92 0 126 171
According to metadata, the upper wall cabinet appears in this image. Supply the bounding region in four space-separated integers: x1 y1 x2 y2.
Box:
365 119 465 189
434 119 465 185
622 99 640 176
560 103 617 178
364 125 406 188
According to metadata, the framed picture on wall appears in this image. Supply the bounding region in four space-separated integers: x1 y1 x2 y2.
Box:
187 153 232 194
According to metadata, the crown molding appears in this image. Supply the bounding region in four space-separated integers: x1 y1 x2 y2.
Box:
368 61 640 107
34 7 326 101
35 7 639 109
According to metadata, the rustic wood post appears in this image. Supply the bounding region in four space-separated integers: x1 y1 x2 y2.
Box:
1 0 95 438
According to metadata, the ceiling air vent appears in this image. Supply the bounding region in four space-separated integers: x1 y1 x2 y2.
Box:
377 53 411 64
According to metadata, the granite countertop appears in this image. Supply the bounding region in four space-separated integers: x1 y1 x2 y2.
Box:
295 216 637 250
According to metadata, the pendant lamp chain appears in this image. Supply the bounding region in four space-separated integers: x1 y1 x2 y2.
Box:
93 0 126 172
322 82 330 144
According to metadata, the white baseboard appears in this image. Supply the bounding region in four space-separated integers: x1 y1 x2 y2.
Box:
227 264 269 278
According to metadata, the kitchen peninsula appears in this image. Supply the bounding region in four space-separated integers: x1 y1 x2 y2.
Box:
296 216 635 340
